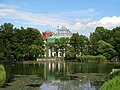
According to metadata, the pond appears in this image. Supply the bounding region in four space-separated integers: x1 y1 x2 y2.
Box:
1 62 120 90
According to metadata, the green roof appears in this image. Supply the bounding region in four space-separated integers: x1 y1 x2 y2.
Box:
47 38 55 43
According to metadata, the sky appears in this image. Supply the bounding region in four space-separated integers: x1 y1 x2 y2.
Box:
0 0 120 36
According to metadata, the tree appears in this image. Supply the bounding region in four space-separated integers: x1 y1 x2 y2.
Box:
89 27 107 55
16 27 44 60
0 23 14 62
112 27 120 58
29 44 44 60
79 35 89 55
65 46 76 60
97 40 116 60
70 33 80 57
0 23 44 62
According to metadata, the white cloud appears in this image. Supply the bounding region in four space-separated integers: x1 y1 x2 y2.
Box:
68 16 120 32
0 4 120 36
62 8 100 17
90 16 120 28
0 3 18 9
0 4 69 27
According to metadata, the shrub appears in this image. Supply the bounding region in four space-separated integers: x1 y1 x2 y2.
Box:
100 76 120 90
0 64 6 87
76 55 107 62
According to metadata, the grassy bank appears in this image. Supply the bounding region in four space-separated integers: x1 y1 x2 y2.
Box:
100 70 120 90
0 64 6 87
100 76 120 90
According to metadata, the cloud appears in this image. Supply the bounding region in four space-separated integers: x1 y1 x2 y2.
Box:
68 16 120 32
0 4 69 27
0 3 120 36
0 4 99 28
62 8 100 17
89 16 120 28
0 3 18 9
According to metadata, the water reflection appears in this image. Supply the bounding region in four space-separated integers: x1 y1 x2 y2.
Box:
40 78 99 90
40 82 58 90
1 62 120 90
40 62 109 90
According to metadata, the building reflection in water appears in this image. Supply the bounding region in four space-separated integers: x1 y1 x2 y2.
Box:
40 62 101 90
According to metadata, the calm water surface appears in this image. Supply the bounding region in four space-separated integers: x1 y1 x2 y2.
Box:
1 62 120 90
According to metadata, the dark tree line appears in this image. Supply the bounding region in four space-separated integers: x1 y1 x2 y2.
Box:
0 23 44 63
0 23 120 62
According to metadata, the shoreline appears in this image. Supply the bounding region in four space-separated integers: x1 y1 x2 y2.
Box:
21 60 120 65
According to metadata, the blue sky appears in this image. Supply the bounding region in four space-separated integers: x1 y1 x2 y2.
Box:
0 0 120 36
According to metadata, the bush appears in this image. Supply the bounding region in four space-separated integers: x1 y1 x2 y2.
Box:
76 55 107 62
100 76 120 90
0 64 6 87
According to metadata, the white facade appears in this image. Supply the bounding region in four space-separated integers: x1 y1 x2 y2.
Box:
45 27 72 58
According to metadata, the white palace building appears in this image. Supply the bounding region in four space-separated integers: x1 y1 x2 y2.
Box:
43 27 73 57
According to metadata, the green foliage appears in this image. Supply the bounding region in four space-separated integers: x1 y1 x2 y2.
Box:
101 69 120 90
112 27 120 58
0 64 6 87
100 76 120 90
70 33 89 57
97 40 116 59
70 33 80 57
0 23 44 62
59 37 69 57
0 53 4 63
89 27 105 55
76 55 106 62
65 46 76 60
79 35 89 55
90 26 120 60
29 44 44 60
1 23 120 62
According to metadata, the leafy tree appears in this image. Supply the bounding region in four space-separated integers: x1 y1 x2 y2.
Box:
97 40 116 60
89 27 107 55
65 46 76 60
19 28 44 60
29 44 44 60
0 23 44 62
112 27 120 58
79 35 89 55
0 23 14 62
70 33 80 57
